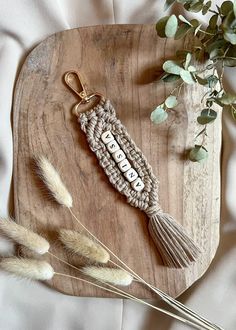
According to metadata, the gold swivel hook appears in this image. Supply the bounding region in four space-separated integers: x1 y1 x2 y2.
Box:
64 70 103 116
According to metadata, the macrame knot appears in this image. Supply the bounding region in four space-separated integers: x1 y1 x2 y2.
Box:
145 205 162 218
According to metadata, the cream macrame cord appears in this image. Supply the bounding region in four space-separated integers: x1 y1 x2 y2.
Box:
78 98 201 268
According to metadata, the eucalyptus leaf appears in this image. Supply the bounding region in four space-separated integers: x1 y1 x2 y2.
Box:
189 145 208 163
165 15 178 37
222 11 236 44
163 60 183 74
175 24 192 39
218 93 236 105
156 16 170 37
184 53 191 69
202 1 212 15
197 108 217 124
188 2 204 12
206 75 218 88
194 24 202 35
188 65 196 72
190 19 199 28
150 107 168 124
180 69 196 84
165 95 178 108
196 75 208 85
161 73 181 82
178 15 191 25
220 1 233 16
224 32 236 45
231 105 236 120
209 14 218 29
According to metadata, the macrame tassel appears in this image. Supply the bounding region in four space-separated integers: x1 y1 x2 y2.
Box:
146 207 201 268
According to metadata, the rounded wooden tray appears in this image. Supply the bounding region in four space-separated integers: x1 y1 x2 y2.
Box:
13 24 221 298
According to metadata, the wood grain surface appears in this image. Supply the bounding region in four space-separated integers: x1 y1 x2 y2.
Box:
13 24 222 298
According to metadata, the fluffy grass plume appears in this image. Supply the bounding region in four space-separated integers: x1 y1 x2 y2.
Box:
36 155 73 208
0 258 54 280
59 229 110 263
82 266 133 286
0 218 49 255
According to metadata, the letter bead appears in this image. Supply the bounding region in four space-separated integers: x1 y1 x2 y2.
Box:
107 140 120 153
131 178 145 192
124 168 138 182
101 130 114 144
118 159 131 172
113 150 126 163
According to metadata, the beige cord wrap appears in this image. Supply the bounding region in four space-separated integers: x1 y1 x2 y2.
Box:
79 98 201 268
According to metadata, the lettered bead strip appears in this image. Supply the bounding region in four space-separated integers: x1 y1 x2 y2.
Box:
118 159 131 172
124 168 138 183
113 150 126 163
131 178 145 192
101 130 144 191
107 140 120 153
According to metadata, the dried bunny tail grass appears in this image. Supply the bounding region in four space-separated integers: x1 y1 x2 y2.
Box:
35 155 73 208
0 258 54 280
59 229 110 264
82 266 133 286
0 218 50 255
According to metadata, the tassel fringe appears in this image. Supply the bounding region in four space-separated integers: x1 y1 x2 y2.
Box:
148 211 201 268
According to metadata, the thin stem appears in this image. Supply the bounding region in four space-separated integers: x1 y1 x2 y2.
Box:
68 208 220 330
54 272 209 330
109 260 217 330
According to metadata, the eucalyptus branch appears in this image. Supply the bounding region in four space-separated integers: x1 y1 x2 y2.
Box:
153 0 236 163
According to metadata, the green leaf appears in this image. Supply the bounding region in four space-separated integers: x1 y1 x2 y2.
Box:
164 0 176 10
161 73 181 82
197 108 217 124
202 1 212 15
163 60 182 74
231 105 236 120
188 2 204 13
150 107 168 124
165 95 178 108
222 11 236 44
218 93 236 105
188 65 196 72
190 19 199 28
209 14 218 29
156 16 170 38
196 75 208 85
178 15 191 26
180 69 196 84
221 1 233 16
189 145 208 163
224 32 236 45
184 53 191 69
194 24 202 35
165 15 178 37
175 24 192 39
206 75 218 88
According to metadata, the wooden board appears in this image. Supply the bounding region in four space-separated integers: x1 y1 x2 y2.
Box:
13 24 222 298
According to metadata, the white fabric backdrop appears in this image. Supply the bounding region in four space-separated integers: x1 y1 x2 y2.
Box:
0 1 235 329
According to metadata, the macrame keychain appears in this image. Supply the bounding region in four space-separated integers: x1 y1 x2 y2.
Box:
64 71 200 268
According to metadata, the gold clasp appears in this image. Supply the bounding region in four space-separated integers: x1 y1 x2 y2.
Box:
64 70 103 115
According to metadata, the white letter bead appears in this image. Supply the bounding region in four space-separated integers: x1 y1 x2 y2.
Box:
107 140 120 153
118 159 131 172
113 150 126 163
101 130 114 144
124 168 138 182
131 178 145 192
